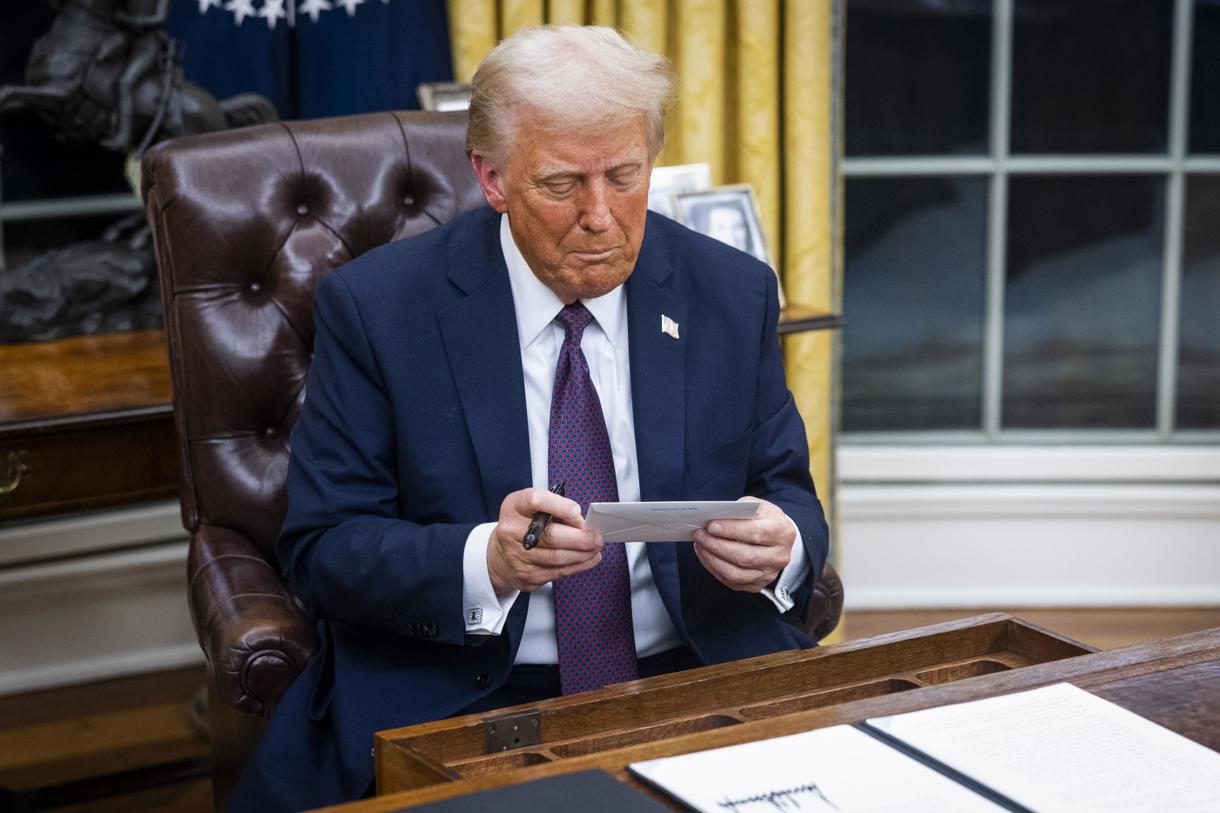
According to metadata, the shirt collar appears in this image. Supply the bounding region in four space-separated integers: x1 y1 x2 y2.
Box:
499 213 627 350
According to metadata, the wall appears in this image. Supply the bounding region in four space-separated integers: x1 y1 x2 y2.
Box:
839 446 1220 609
0 502 199 696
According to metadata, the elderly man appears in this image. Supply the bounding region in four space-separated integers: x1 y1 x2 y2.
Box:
230 25 827 811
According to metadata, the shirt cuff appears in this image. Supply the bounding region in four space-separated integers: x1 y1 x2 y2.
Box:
462 522 519 635
758 513 809 613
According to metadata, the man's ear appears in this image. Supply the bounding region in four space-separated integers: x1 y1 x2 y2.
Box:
470 151 508 213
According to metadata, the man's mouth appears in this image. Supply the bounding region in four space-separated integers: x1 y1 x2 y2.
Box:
571 248 616 262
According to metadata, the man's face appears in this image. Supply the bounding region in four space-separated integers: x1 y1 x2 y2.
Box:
471 116 652 303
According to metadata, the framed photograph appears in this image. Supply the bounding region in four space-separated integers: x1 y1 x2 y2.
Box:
416 82 473 112
647 163 713 219
675 185 785 306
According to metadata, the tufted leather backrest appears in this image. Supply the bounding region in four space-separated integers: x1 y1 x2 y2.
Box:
143 111 484 561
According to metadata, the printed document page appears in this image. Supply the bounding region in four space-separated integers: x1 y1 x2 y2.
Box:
629 724 1005 813
869 682 1220 813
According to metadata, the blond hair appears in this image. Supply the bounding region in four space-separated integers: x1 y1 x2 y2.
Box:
466 25 675 163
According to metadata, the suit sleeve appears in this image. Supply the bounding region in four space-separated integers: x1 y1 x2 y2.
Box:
745 271 830 615
277 272 474 646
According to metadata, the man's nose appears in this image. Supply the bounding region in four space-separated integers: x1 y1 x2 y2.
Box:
578 179 613 232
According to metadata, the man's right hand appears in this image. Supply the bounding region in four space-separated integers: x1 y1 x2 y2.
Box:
486 488 604 597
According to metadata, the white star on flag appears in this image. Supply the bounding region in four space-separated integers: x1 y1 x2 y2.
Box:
298 0 331 23
334 0 366 17
224 0 257 25
197 0 222 12
259 0 287 28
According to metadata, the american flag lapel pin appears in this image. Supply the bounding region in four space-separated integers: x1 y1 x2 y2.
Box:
661 314 680 340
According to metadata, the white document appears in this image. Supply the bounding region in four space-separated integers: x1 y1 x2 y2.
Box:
869 682 1220 813
629 724 1006 812
585 500 758 543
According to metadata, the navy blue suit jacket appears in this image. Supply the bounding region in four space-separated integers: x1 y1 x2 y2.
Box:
230 205 828 810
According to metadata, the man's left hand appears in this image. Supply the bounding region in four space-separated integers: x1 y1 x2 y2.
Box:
692 497 795 593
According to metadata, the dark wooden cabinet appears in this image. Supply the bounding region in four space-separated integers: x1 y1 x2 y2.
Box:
0 330 180 523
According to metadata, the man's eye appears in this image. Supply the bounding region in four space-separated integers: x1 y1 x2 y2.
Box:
544 182 577 196
609 169 641 188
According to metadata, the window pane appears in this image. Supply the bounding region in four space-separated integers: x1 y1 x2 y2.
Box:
1177 176 1220 428
843 176 988 431
1011 0 1173 154
845 0 992 156
1190 0 1220 154
1003 176 1164 428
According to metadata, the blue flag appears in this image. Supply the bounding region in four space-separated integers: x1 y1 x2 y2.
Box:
166 0 454 119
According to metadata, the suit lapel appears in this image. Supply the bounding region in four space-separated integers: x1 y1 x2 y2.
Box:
626 225 687 626
437 210 532 522
627 252 686 501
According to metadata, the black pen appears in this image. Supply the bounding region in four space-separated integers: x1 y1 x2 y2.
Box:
522 481 565 550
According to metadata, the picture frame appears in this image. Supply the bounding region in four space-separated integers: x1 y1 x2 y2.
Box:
416 82 473 112
647 163 713 219
674 184 785 306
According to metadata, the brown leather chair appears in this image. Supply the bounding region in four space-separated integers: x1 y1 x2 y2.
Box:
141 109 844 808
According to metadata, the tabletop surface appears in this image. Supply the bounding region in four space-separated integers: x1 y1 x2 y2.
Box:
319 622 1220 812
0 330 171 429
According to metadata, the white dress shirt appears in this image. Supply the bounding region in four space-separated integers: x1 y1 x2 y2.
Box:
461 214 808 663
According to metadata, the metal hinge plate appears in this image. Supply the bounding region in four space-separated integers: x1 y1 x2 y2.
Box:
482 709 542 753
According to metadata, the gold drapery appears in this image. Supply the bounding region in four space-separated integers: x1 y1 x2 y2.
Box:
447 1 840 638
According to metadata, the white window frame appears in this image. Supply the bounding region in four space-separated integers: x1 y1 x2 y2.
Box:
836 0 1220 610
840 0 1220 444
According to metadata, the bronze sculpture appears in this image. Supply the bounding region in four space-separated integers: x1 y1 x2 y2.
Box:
0 215 160 343
0 0 275 153
0 0 277 342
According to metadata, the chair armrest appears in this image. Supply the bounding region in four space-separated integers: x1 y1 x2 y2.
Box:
808 561 845 642
188 524 317 717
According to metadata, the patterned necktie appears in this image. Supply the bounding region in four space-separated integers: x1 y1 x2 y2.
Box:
548 303 639 694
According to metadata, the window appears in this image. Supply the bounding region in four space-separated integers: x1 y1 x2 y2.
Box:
841 0 1220 441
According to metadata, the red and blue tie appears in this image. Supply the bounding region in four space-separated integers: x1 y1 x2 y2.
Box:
548 303 639 694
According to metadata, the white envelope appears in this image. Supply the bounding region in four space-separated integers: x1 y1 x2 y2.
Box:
585 501 759 543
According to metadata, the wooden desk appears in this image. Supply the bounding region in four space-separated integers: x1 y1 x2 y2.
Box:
777 306 844 335
314 615 1220 810
0 330 180 522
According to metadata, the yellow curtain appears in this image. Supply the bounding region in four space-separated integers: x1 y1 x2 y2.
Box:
447 0 841 640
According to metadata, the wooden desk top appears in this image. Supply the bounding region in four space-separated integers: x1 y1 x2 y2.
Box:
321 621 1220 812
0 330 171 430
777 305 844 334
0 330 178 522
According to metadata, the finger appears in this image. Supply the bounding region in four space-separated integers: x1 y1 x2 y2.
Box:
706 517 789 547
695 530 786 572
526 543 603 569
695 534 768 573
537 525 603 553
519 551 604 590
550 551 604 581
693 543 772 592
514 489 584 525
707 519 762 545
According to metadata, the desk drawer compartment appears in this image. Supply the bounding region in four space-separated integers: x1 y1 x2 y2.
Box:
739 678 920 721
